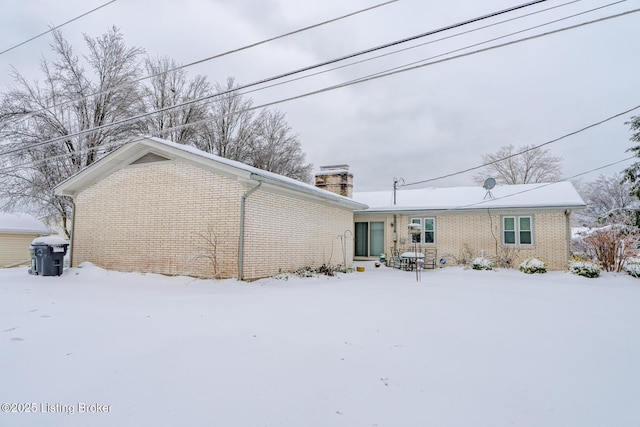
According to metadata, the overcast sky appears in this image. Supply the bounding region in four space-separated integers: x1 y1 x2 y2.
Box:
1 0 638 192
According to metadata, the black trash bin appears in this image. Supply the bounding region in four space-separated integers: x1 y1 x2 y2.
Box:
29 236 69 276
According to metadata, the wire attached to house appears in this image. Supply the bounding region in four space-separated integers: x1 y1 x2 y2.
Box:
400 103 640 188
447 156 636 211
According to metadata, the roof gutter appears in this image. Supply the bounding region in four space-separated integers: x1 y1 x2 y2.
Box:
356 204 587 214
238 181 261 281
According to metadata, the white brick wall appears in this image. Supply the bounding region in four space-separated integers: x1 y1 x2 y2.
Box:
356 209 572 270
242 189 354 280
72 159 355 279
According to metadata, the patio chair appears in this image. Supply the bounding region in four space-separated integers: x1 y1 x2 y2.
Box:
422 248 437 269
389 248 410 270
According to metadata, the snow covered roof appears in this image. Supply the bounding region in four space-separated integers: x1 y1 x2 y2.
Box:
353 182 586 213
0 212 53 234
54 136 368 211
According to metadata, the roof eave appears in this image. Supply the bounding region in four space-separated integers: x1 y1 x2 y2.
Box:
356 203 587 214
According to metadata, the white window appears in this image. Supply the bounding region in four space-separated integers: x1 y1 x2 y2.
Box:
409 217 436 245
503 216 533 245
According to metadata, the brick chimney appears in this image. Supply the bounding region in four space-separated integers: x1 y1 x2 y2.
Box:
314 165 353 198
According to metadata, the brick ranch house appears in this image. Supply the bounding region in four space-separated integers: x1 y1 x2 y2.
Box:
54 136 367 280
349 182 586 270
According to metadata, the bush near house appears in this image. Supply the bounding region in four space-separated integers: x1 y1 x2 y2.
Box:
623 258 640 278
568 260 601 278
471 257 495 271
519 258 547 274
575 219 640 273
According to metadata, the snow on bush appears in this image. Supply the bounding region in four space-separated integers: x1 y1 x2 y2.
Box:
519 258 547 274
568 260 601 278
471 257 495 271
624 258 640 278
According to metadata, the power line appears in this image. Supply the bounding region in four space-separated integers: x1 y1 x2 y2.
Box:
15 0 399 121
452 157 635 211
2 2 635 178
217 0 607 106
341 0 628 86
13 0 547 125
164 7 640 143
401 104 640 187
325 7 640 95
0 0 117 56
384 157 636 214
0 0 561 157
4 3 636 171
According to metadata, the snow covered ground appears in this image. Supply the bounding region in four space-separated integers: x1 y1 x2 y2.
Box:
1 262 639 427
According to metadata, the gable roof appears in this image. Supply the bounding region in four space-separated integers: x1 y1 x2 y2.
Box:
0 212 53 234
54 136 368 211
353 182 586 213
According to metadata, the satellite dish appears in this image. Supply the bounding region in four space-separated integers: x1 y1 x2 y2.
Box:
483 177 496 190
483 177 496 200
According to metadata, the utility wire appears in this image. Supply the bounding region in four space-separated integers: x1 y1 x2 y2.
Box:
342 0 627 86
452 156 635 210
14 0 546 124
0 0 561 157
205 0 609 107
401 104 640 187
4 64 639 179
4 7 637 164
382 157 635 214
127 7 640 148
4 3 636 168
0 0 117 56
16 0 399 121
325 7 640 96
3 0 620 142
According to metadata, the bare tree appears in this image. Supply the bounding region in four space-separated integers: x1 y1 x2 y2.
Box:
0 27 145 235
140 56 210 145
473 144 563 185
248 109 312 182
195 77 259 163
194 78 312 182
574 173 639 226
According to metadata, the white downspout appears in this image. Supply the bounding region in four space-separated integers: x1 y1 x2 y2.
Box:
565 209 572 265
60 196 76 267
238 182 261 280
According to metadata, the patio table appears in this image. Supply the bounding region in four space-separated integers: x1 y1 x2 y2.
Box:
400 252 424 271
